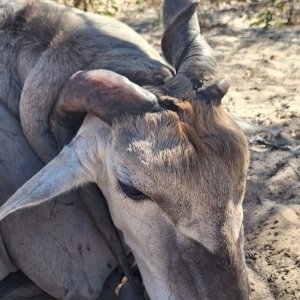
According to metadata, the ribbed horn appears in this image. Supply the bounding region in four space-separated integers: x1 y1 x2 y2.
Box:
162 0 229 103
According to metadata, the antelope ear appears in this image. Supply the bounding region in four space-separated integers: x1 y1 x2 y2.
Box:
53 69 160 125
197 77 230 105
51 69 161 147
0 138 91 222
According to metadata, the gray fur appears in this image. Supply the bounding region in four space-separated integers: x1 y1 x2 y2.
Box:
0 0 173 162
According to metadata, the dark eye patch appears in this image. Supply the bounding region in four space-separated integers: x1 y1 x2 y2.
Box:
118 180 147 201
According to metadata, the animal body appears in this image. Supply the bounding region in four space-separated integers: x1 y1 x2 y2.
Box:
0 0 250 299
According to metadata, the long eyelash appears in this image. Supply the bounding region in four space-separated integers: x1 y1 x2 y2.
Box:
118 180 147 201
114 181 122 192
115 165 133 186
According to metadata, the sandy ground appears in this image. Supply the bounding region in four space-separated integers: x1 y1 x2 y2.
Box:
0 2 299 300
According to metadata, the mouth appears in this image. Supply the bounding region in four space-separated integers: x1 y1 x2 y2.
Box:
100 257 149 300
116 272 150 300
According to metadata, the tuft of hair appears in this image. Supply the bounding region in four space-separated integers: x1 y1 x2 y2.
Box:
115 96 249 181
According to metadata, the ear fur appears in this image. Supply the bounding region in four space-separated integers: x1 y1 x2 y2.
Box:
197 77 230 105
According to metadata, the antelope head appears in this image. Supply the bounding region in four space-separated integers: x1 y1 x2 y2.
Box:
0 0 250 299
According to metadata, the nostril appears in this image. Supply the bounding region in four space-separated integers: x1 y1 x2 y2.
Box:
178 237 249 299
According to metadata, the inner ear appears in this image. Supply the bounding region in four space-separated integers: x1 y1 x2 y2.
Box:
50 111 85 149
50 69 161 149
198 77 230 106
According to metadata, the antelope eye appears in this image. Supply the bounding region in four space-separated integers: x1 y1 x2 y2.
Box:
118 180 147 201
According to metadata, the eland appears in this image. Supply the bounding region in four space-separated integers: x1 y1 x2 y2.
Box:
0 0 250 299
